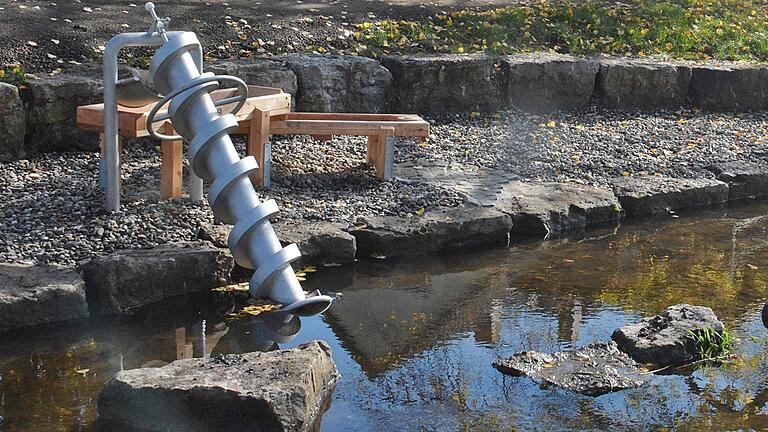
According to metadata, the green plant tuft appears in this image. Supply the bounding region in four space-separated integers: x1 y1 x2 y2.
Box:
688 327 734 360
0 64 28 87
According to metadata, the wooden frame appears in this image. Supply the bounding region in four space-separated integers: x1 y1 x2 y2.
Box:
77 85 430 196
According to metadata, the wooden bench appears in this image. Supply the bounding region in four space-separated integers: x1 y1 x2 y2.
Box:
239 111 430 188
77 85 430 197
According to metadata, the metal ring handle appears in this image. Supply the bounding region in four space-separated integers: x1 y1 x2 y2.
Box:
146 74 248 141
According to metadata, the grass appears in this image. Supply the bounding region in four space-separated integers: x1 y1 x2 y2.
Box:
0 64 27 87
351 0 768 61
689 327 735 359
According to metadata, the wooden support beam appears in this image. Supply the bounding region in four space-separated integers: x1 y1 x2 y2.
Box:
160 122 183 200
248 108 271 188
366 135 378 166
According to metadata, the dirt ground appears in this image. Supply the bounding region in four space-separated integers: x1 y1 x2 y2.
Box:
0 0 518 73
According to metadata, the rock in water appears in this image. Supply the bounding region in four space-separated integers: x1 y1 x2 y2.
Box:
762 303 768 329
493 342 645 396
97 341 339 432
612 304 725 366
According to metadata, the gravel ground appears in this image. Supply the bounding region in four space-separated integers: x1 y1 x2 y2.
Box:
2 106 768 266
0 0 523 73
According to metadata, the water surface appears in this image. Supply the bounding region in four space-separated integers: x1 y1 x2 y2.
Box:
2 203 768 431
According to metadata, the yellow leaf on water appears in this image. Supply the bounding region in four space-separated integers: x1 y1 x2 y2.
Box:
747 264 759 270
75 369 90 375
301 266 317 273
323 262 342 267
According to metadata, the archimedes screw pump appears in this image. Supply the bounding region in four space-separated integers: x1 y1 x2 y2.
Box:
105 3 333 316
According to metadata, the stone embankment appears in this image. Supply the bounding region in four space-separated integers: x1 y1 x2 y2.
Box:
3 53 768 156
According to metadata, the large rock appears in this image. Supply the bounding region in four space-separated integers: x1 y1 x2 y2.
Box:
612 304 725 366
278 54 391 113
502 53 598 113
199 222 357 266
97 340 339 432
0 264 88 333
707 160 768 201
22 73 102 152
493 182 623 236
349 207 512 258
689 63 768 111
207 59 299 96
594 58 692 110
81 245 234 315
611 176 728 217
0 82 25 158
493 342 646 396
382 54 503 114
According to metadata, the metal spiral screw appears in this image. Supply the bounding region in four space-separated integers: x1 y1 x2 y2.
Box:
147 31 332 316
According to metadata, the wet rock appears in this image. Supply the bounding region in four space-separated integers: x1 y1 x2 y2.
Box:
0 264 88 333
612 304 725 366
707 161 768 201
274 222 356 266
81 244 233 315
502 53 598 113
494 182 623 236
594 58 692 109
22 73 102 152
278 54 391 113
382 54 503 114
493 342 645 396
199 222 356 266
97 340 338 432
0 82 26 158
689 63 768 111
611 176 728 218
350 207 512 257
207 59 299 97
762 303 768 329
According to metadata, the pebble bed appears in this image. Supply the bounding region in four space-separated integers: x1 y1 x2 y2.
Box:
2 106 768 266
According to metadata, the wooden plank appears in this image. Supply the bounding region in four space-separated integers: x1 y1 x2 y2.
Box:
273 112 423 122
269 120 429 137
248 108 271 188
366 135 378 166
160 122 183 199
376 127 395 180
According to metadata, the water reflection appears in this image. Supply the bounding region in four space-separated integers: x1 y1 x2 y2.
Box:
2 203 768 430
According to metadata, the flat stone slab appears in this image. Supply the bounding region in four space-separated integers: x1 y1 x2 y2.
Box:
81 244 233 315
493 182 623 236
612 304 725 367
689 63 768 111
611 176 728 218
707 161 768 201
0 264 88 333
502 53 598 113
97 340 338 432
0 82 25 158
595 58 691 110
493 342 646 396
199 221 357 266
382 54 503 114
350 206 512 258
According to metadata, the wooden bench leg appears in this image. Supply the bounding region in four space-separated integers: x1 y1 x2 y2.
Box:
375 127 395 181
366 135 379 166
248 108 271 188
160 123 183 200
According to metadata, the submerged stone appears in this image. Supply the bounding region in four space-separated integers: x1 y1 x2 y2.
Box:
612 304 725 367
707 161 768 201
493 342 645 396
97 340 339 432
611 176 728 218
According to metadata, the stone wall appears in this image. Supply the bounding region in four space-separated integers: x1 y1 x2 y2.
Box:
2 54 768 155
